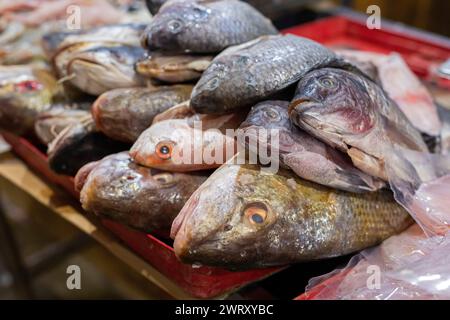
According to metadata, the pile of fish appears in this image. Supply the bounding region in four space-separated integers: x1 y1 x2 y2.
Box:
0 0 449 272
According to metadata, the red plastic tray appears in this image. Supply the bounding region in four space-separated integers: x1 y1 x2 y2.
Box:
283 15 450 87
1 131 282 298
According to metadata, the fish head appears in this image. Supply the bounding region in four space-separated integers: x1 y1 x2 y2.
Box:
289 68 376 142
172 164 304 268
142 1 211 52
130 119 198 171
67 45 145 95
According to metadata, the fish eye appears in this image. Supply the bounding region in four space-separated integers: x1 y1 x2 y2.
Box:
206 77 220 90
319 77 336 88
243 202 268 226
155 141 174 160
153 173 174 185
167 19 184 33
263 109 281 122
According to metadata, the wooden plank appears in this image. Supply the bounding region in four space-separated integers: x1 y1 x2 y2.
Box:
0 152 194 300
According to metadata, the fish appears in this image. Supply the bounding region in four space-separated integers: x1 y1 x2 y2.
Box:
239 101 385 192
191 34 351 114
76 152 207 235
130 112 246 171
136 53 213 83
289 68 428 181
54 42 146 96
142 0 278 53
92 85 193 143
152 100 196 123
171 162 412 269
48 115 129 176
0 66 60 135
145 0 169 15
35 106 91 145
0 19 25 45
43 23 146 59
337 50 442 136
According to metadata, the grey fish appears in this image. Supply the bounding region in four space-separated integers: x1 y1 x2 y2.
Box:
190 34 348 114
76 152 207 235
142 0 278 53
290 68 428 181
136 53 213 83
92 85 193 143
48 116 129 176
54 42 146 96
171 163 412 269
240 101 385 192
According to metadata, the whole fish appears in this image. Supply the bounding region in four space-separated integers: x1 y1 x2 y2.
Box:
136 53 213 83
290 68 428 181
54 42 146 96
43 23 146 59
35 106 91 145
191 34 350 114
337 50 442 136
48 116 129 175
142 0 278 53
0 66 60 135
92 85 193 143
171 163 412 269
240 101 385 192
76 152 207 235
130 112 245 171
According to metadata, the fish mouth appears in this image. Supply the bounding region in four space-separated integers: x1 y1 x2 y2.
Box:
288 97 319 116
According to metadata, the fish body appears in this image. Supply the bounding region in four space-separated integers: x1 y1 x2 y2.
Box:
0 66 59 135
171 163 412 269
48 116 129 175
54 42 146 96
92 85 193 143
142 0 278 53
337 50 442 136
240 101 385 192
136 53 213 83
191 35 344 114
76 152 207 234
130 112 245 171
290 68 428 180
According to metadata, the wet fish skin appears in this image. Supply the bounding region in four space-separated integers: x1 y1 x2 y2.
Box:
54 42 146 96
190 35 342 114
142 0 278 53
136 53 213 83
92 85 193 143
171 163 412 269
0 66 59 135
290 68 428 181
240 101 385 192
35 106 91 145
130 112 245 172
76 152 207 234
48 116 129 176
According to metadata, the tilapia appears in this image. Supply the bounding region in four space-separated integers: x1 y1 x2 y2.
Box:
171 163 412 269
191 34 351 114
337 50 442 136
290 68 428 181
54 42 146 96
142 0 278 53
240 101 385 192
43 23 146 59
92 85 193 143
48 116 129 176
76 152 207 235
130 112 245 171
35 106 91 145
136 53 213 83
0 66 60 135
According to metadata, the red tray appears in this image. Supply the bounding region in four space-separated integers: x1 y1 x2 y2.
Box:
1 131 282 298
283 15 450 87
